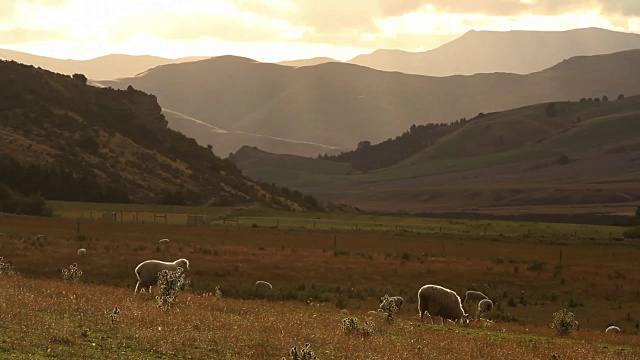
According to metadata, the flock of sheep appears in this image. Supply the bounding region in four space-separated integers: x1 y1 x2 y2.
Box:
73 237 622 334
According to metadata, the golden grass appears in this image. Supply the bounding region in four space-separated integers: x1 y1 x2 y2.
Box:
0 276 638 359
1 212 640 359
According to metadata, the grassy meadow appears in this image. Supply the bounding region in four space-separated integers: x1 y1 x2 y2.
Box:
1 202 639 358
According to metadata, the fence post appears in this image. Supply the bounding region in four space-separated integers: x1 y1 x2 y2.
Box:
333 235 337 250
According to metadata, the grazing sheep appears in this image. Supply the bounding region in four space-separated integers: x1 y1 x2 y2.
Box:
605 325 621 333
463 290 489 312
367 310 379 315
134 258 190 294
77 248 87 256
477 299 494 314
467 318 494 328
158 238 170 244
418 285 469 325
379 296 404 311
255 280 273 290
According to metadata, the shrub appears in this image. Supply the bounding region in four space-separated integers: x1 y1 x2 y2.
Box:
341 317 375 338
0 257 16 276
156 267 190 311
283 343 318 360
109 306 120 324
550 309 578 336
61 263 83 283
378 294 399 323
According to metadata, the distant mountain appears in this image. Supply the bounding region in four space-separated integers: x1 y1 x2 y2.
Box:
229 96 640 213
348 27 640 76
162 108 344 157
277 57 339 67
0 49 207 80
100 49 640 154
0 59 323 210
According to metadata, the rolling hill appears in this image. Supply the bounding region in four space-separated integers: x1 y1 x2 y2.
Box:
0 59 323 210
0 49 207 80
348 27 640 76
229 96 640 214
100 49 640 155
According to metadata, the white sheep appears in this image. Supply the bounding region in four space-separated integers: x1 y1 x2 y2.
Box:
134 258 190 294
477 299 494 314
418 284 469 325
467 318 494 328
158 238 170 244
605 325 621 333
463 290 489 313
255 280 273 290
77 248 87 256
380 296 404 311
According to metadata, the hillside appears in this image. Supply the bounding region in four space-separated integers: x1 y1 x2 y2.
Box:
229 97 640 214
349 27 640 76
0 49 207 80
0 60 322 210
99 49 640 155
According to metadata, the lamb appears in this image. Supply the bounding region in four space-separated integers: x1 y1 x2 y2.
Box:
463 290 489 312
477 299 494 314
255 280 273 290
418 284 469 325
134 258 190 294
379 296 404 311
77 248 87 256
605 325 621 333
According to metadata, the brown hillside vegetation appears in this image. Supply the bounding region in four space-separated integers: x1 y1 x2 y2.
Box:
101 49 640 156
0 214 639 358
0 60 320 210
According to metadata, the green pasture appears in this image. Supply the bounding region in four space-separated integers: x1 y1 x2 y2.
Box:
48 201 627 241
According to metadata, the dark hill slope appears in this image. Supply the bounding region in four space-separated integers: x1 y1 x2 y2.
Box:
0 60 320 210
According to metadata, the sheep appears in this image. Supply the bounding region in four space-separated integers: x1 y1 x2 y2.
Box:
605 325 621 333
134 258 190 294
467 318 494 328
255 280 273 290
77 248 87 256
463 290 489 313
477 299 494 315
379 296 404 311
158 238 170 244
418 284 469 325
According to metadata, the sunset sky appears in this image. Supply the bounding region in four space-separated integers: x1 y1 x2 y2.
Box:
2 0 640 62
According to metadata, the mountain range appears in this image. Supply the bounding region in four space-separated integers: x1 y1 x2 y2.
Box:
0 49 207 80
99 48 640 156
348 27 640 76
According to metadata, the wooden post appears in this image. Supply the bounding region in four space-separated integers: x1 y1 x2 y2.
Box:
439 225 442 233
559 248 563 264
333 235 337 250
120 211 123 223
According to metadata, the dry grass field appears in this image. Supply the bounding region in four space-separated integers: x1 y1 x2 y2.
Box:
1 209 640 359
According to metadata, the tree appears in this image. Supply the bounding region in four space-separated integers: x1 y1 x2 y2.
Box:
72 73 87 85
602 95 609 102
618 93 625 100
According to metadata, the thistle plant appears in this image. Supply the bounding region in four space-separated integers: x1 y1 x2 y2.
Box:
109 306 120 324
0 257 16 276
214 285 223 298
62 263 83 283
282 343 318 360
379 294 399 323
156 267 190 311
550 308 578 336
341 317 375 338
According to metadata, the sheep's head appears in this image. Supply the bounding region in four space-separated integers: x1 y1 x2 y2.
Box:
176 258 190 271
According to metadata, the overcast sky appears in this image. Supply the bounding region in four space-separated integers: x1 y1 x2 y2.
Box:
2 0 640 62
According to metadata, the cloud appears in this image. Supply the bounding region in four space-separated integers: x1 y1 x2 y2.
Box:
0 28 66 44
600 0 640 16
